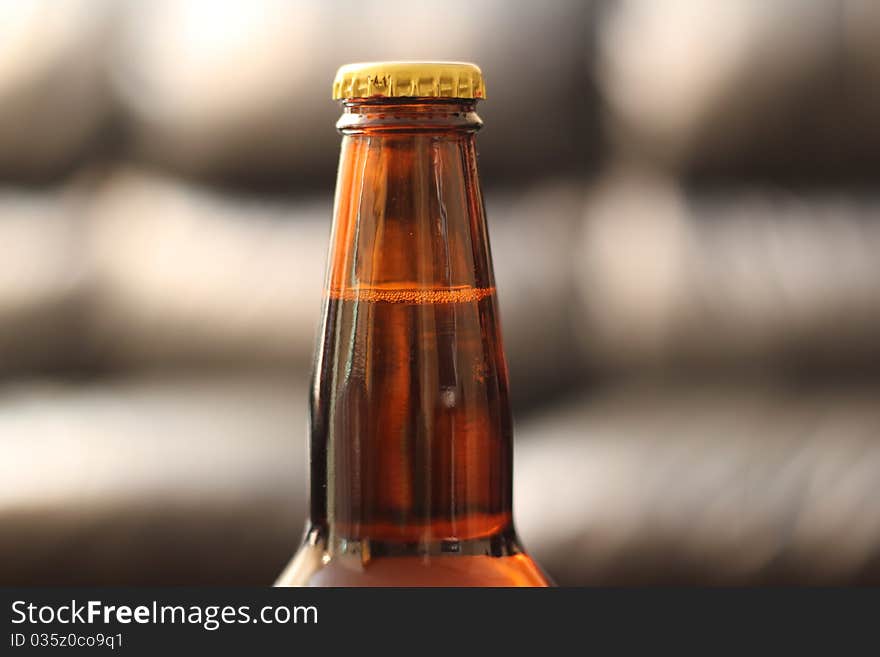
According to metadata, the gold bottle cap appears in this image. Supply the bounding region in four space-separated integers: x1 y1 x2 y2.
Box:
332 61 485 101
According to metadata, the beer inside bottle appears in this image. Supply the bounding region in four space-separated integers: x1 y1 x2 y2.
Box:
276 62 550 586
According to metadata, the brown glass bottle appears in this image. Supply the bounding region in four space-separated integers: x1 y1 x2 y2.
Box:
276 62 549 586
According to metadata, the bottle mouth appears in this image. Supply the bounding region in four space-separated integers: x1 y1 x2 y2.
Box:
341 96 481 105
336 98 483 134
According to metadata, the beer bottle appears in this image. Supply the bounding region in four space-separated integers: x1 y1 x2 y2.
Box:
276 62 550 586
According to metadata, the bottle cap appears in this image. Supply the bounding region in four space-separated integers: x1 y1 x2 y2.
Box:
332 61 485 101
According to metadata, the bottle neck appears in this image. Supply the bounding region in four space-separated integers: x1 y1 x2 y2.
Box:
326 99 491 300
309 98 514 552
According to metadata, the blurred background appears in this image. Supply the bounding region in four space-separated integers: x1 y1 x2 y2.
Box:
2 0 880 585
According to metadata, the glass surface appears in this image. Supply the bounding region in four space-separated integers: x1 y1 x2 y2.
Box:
276 99 549 586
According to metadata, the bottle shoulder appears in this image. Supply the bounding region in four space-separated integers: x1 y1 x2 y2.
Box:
275 526 551 587
276 541 550 587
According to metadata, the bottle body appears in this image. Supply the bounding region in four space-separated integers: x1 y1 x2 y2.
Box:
276 97 548 586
